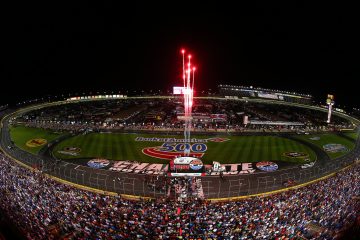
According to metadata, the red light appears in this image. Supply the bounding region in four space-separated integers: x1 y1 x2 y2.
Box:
188 55 191 59
181 49 185 54
193 67 196 71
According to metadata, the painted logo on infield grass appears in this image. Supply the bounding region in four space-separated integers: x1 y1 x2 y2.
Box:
87 159 110 169
283 152 309 158
207 137 230 142
256 161 278 172
26 138 47 147
135 137 229 143
138 137 229 160
323 144 348 153
64 147 81 153
58 147 81 156
142 146 205 160
142 141 207 161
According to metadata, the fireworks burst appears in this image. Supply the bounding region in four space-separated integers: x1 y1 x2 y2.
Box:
180 49 196 156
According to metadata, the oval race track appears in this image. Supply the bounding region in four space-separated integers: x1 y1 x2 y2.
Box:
1 97 360 200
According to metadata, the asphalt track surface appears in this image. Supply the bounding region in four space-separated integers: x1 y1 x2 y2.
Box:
1 99 360 199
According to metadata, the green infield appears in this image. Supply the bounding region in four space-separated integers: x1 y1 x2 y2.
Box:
52 133 317 164
343 131 359 141
9 125 66 154
295 133 355 159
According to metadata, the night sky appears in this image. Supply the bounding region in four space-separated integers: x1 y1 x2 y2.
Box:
3 2 359 108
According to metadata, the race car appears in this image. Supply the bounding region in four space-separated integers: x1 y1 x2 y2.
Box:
300 161 316 169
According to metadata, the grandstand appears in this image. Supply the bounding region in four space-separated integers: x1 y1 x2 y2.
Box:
219 84 313 104
14 98 352 133
0 151 359 239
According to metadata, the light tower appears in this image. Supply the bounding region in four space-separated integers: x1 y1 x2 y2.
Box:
180 49 196 156
326 94 335 123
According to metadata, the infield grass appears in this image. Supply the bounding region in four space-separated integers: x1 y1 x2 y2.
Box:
295 133 355 159
53 133 317 164
9 125 66 154
343 131 359 141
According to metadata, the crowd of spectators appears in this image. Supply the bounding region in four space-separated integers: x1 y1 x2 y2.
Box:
0 151 359 239
20 118 342 136
170 177 196 201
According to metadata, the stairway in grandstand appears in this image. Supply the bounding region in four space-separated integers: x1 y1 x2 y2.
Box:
305 222 327 237
166 177 205 200
193 178 205 199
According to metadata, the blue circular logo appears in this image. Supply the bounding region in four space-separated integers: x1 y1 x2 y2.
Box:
87 159 110 169
256 161 278 172
323 144 347 153
189 159 203 171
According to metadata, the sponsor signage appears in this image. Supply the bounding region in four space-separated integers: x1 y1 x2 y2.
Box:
256 161 278 172
249 120 304 126
283 152 309 158
189 159 203 171
323 144 347 153
110 161 168 175
26 138 47 147
173 86 186 95
58 150 79 156
169 173 204 176
67 95 126 101
135 137 229 143
138 137 228 161
169 157 205 175
207 162 257 175
257 92 280 100
58 147 81 156
210 114 227 121
105 161 277 175
78 136 280 176
87 159 110 169
143 146 204 160
212 161 225 172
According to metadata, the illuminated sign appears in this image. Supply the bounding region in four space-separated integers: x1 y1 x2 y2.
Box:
173 86 186 94
326 94 334 105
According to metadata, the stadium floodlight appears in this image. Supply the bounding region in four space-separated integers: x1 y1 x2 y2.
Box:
326 94 335 123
